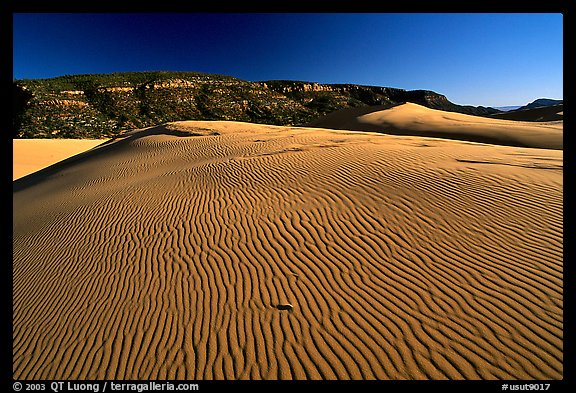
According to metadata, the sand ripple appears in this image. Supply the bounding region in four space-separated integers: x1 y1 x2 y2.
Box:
13 122 562 379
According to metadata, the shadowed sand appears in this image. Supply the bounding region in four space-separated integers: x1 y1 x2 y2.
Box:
307 102 563 150
490 104 563 122
13 119 562 380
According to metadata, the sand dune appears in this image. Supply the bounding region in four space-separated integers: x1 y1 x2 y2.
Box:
307 102 563 150
13 121 562 380
13 139 107 180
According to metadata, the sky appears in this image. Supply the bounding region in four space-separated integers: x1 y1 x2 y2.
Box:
12 13 563 107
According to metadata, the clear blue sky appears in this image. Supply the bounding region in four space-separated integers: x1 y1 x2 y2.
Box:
13 13 563 107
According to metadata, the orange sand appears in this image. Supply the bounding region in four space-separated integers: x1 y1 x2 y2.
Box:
13 139 107 180
307 102 562 150
13 114 562 379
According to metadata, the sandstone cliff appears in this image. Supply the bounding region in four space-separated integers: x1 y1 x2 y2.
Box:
13 71 500 138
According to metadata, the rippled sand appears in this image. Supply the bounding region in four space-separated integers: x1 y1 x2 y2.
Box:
13 118 562 379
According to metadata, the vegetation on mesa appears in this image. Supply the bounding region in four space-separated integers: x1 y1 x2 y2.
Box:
13 71 501 139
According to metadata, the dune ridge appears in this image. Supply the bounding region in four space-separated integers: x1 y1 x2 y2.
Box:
307 103 563 150
13 121 562 379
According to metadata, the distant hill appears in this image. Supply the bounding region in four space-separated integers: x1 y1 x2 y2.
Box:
13 71 502 138
490 98 563 122
517 98 563 111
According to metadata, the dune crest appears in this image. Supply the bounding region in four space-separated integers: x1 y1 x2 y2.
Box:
307 102 563 150
13 121 562 379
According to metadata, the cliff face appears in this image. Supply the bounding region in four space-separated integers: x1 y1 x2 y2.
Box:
13 71 500 138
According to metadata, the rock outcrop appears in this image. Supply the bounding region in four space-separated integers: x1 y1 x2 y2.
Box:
13 71 501 138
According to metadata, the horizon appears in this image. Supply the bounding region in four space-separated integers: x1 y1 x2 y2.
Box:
13 13 563 107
